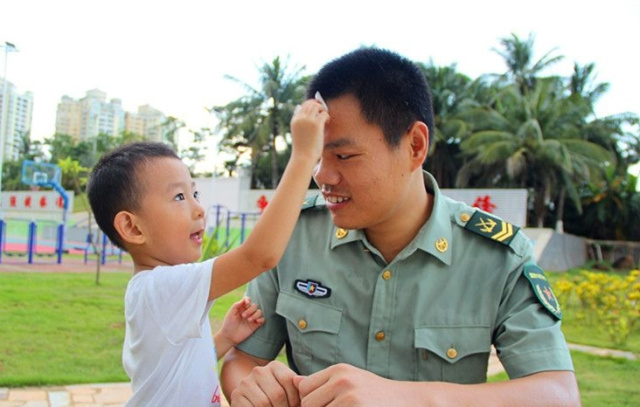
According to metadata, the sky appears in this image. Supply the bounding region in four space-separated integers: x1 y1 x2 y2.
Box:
2 0 640 175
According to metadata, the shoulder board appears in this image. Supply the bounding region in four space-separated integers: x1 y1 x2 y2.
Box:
523 264 562 320
463 210 520 247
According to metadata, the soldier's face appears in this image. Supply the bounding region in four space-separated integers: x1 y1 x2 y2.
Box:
313 93 414 232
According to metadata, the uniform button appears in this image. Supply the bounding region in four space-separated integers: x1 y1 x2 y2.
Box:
375 331 386 341
298 319 307 330
460 213 471 222
382 270 392 280
446 347 458 359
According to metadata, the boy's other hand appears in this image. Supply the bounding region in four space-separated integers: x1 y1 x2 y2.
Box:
220 297 265 345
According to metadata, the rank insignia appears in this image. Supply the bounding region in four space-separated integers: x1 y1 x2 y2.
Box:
294 279 331 299
464 211 519 246
524 265 562 320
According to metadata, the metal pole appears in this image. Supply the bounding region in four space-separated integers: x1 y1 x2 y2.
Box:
0 42 18 219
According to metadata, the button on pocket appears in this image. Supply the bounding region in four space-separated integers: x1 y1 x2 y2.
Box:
276 292 342 373
414 326 491 383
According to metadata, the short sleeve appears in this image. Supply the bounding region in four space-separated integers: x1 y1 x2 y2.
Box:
494 264 574 378
235 268 288 360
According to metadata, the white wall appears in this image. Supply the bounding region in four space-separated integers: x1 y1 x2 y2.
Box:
196 176 528 227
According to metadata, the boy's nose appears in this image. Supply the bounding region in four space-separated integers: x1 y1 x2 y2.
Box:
194 201 205 219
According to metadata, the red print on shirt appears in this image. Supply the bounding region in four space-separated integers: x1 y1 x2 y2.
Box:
211 384 221 406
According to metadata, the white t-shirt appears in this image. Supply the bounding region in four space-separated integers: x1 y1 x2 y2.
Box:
123 259 222 407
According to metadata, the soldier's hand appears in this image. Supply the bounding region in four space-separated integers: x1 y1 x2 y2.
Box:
231 360 301 407
296 363 400 407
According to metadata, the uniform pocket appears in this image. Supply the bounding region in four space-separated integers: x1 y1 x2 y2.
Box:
414 326 491 383
276 292 342 373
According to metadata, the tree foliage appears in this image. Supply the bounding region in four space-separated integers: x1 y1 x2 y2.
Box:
211 56 307 188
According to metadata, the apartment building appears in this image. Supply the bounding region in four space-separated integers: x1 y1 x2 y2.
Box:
125 104 167 142
0 78 34 161
55 89 125 142
55 89 167 142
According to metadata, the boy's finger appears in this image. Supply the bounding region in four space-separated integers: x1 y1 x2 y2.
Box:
315 91 329 112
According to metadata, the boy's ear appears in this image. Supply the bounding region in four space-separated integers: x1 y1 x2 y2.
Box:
113 211 145 246
407 121 429 171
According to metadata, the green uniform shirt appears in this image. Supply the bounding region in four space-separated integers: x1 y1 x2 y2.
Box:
238 172 573 383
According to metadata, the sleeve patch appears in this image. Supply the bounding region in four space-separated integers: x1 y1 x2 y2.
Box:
524 265 562 320
464 211 520 246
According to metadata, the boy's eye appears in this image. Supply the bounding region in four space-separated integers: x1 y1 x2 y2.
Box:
174 193 186 201
337 154 354 160
194 191 200 201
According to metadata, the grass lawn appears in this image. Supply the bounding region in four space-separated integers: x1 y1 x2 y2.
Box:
489 351 640 407
0 271 245 386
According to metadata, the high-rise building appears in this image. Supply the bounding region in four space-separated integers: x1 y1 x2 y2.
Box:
0 78 34 161
55 89 125 142
125 104 168 142
55 90 168 143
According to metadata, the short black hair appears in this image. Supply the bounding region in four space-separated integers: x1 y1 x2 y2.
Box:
87 141 179 249
306 47 434 148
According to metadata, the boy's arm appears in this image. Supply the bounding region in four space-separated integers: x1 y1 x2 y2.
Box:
209 99 327 300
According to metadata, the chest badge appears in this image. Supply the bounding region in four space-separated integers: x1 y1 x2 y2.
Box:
295 279 332 299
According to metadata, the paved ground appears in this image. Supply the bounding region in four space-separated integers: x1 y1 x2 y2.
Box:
0 256 133 274
0 355 501 407
0 352 505 406
0 349 513 407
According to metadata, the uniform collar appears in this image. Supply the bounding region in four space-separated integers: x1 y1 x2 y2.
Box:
329 171 453 266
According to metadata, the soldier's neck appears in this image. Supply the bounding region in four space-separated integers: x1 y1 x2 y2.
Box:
365 189 433 264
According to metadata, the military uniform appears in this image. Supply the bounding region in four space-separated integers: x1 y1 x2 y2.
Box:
237 172 573 383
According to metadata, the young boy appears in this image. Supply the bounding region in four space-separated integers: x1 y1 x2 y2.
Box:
87 98 328 406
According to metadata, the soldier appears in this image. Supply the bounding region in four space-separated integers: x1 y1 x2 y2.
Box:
221 47 580 407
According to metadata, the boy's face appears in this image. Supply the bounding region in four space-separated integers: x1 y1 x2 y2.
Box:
132 157 205 267
313 93 414 232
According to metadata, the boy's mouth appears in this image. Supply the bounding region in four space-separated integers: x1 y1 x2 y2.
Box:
190 230 203 244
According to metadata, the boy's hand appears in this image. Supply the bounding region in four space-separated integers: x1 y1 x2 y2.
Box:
290 96 329 162
220 297 265 345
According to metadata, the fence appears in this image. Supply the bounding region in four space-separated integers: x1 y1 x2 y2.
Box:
207 204 260 247
587 239 640 268
0 218 123 265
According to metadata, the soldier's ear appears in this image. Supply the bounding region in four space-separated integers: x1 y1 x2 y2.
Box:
113 211 145 246
407 121 429 171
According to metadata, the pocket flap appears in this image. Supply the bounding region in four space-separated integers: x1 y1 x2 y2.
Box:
276 292 342 334
414 326 491 364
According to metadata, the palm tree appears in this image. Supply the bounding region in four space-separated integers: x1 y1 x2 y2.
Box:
419 62 487 187
568 62 640 176
212 56 307 188
457 78 613 227
565 167 640 241
569 62 610 109
492 32 564 95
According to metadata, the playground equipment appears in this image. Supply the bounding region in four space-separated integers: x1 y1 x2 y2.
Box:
0 218 64 263
208 204 260 247
0 217 123 265
0 161 70 264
